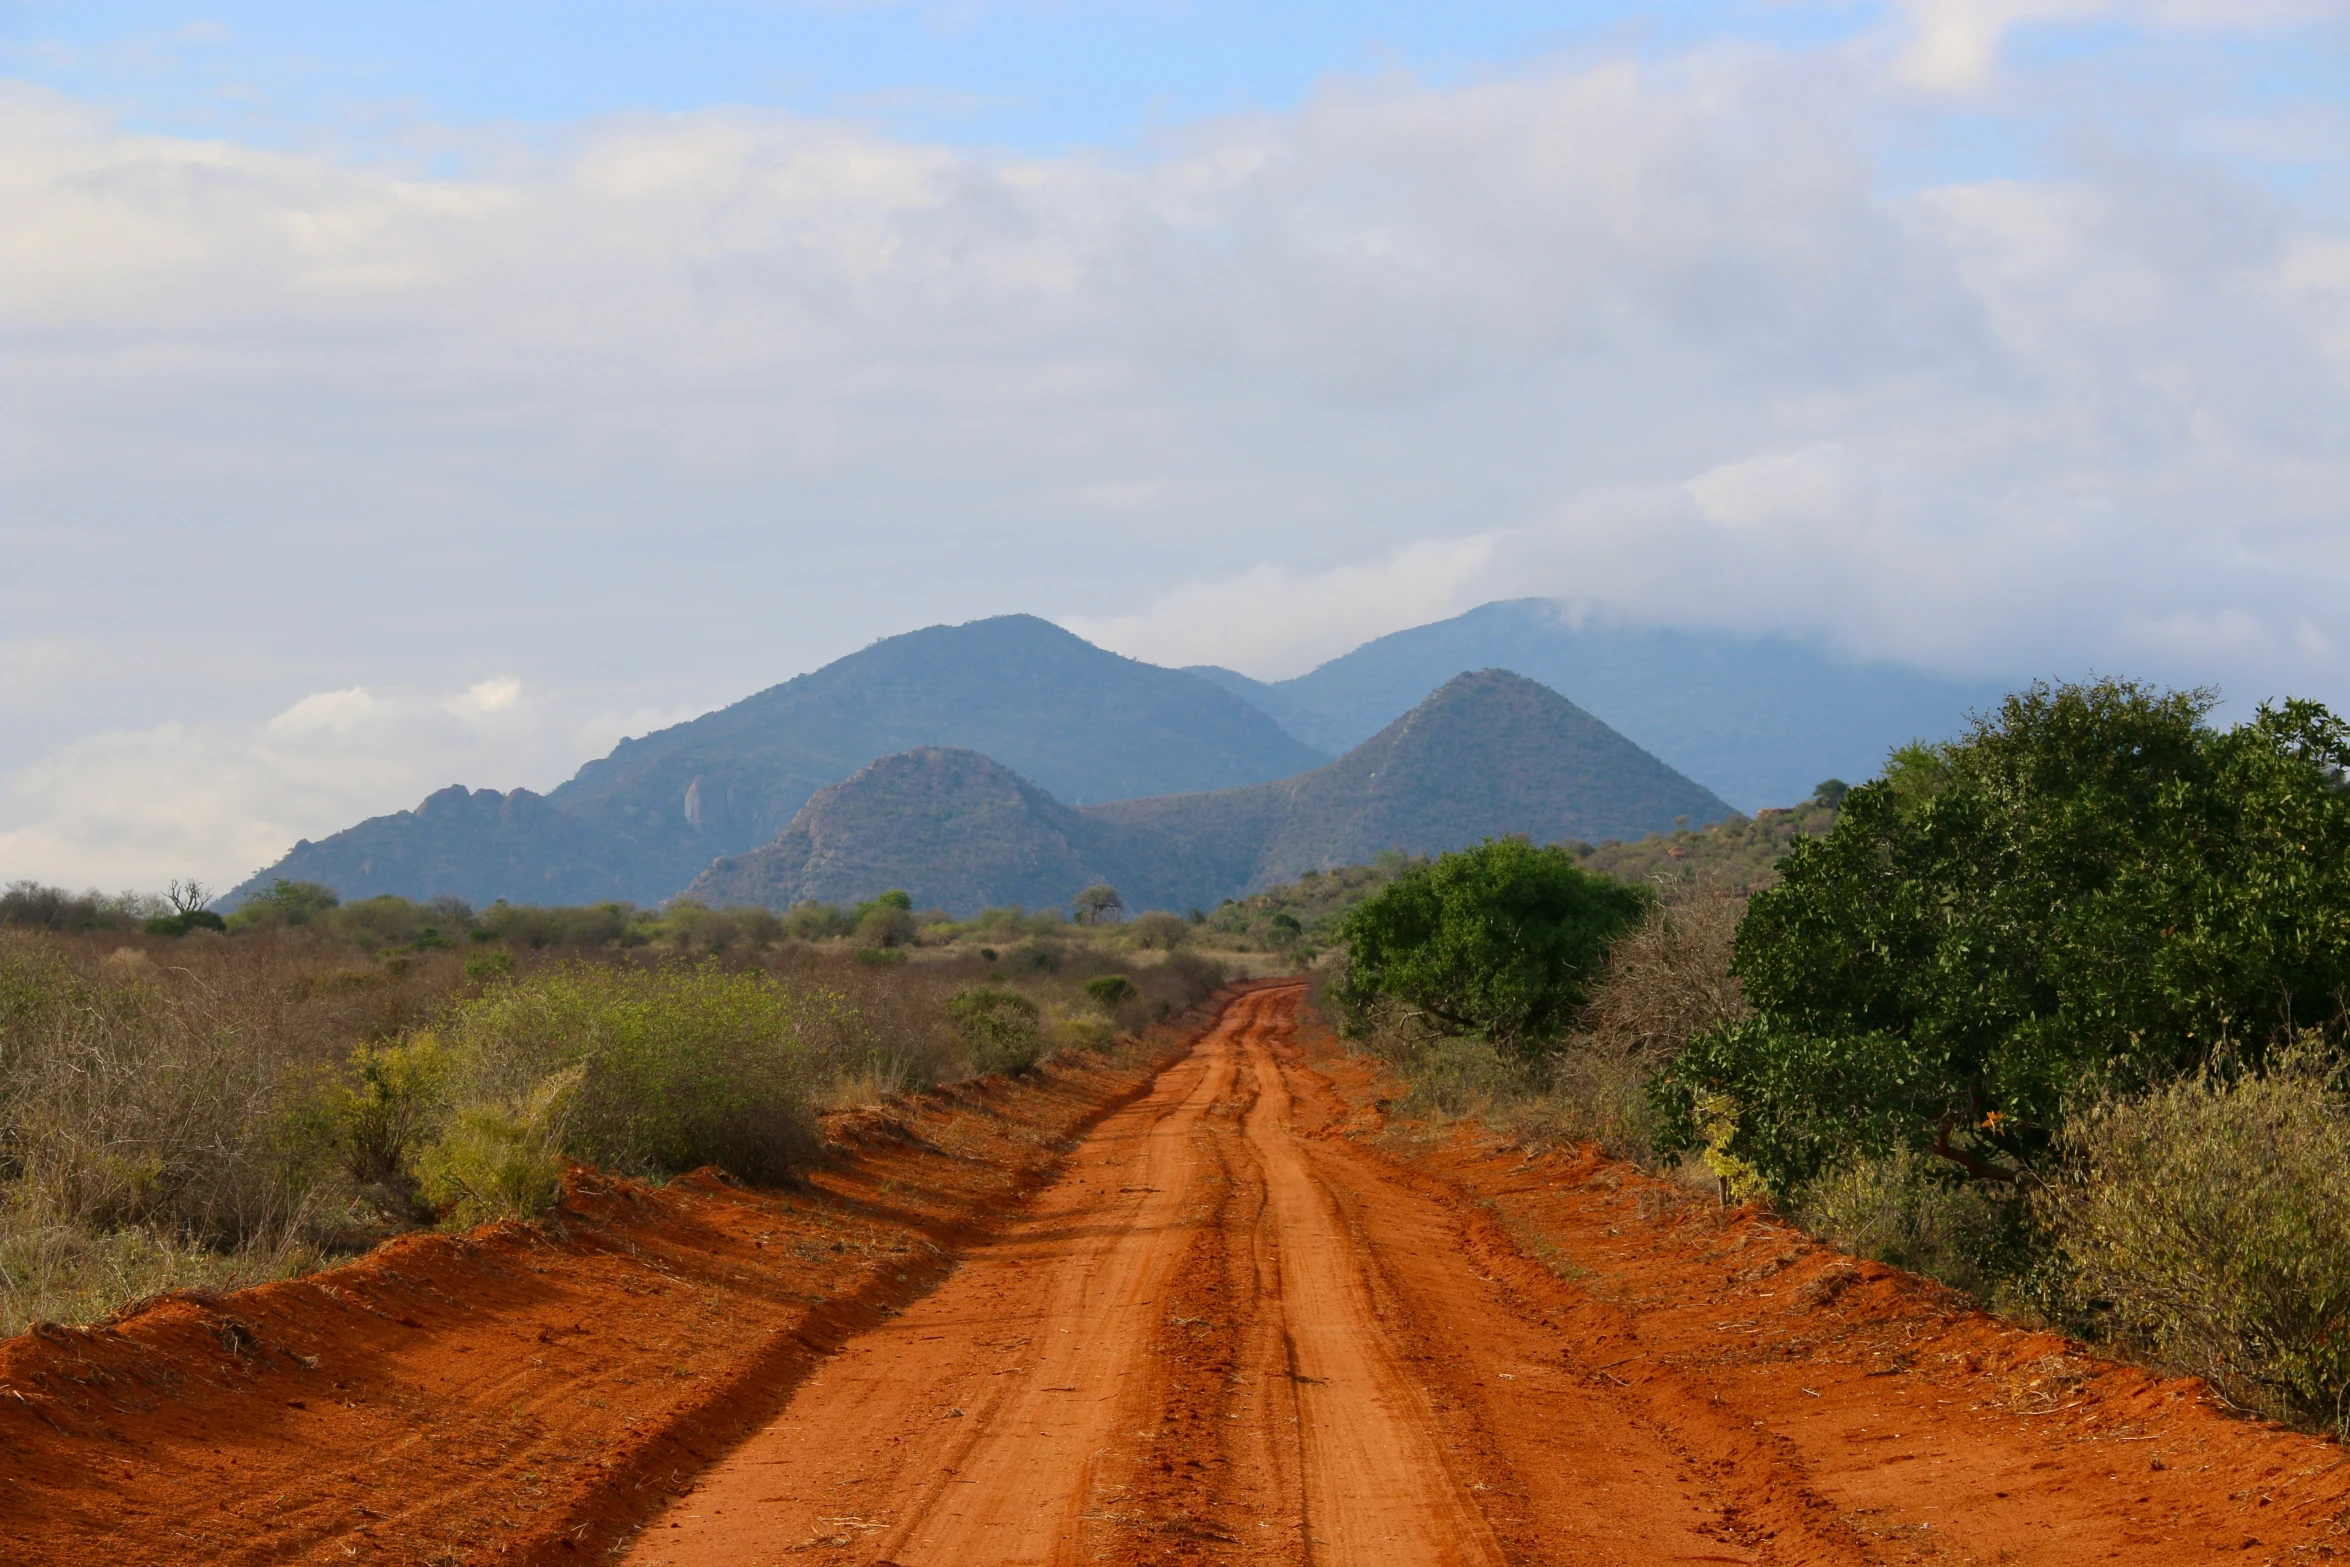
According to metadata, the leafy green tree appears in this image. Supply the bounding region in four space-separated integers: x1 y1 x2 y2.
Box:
1072 884 1123 925
853 889 917 948
1660 679 2350 1193
238 878 343 925
1329 838 1649 1058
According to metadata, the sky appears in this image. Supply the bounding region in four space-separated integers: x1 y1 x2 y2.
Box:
4 0 2348 891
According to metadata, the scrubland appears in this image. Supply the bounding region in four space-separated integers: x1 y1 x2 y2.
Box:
0 893 1226 1334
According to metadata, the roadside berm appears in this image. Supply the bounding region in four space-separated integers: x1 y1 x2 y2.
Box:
6 984 2347 1565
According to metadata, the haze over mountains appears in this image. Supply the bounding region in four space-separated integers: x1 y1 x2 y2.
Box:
689 671 1732 914
223 602 1988 914
1187 600 2004 811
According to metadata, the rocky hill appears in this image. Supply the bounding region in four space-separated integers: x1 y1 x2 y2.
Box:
688 670 1734 914
1096 670 1734 908
1191 599 2001 810
689 749 1131 913
223 616 1326 908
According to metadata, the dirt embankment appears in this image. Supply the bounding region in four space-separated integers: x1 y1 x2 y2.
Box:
0 989 1248 1567
11 983 2350 1566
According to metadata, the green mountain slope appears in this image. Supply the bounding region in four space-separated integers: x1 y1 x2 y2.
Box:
688 669 1734 915
222 616 1327 908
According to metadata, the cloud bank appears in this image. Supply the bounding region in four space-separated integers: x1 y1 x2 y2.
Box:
3 13 2346 887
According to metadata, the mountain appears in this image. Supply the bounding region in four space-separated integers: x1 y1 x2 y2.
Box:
240 786 639 908
686 670 1735 915
1095 670 1735 908
222 616 1328 909
690 748 1130 913
1196 600 2005 811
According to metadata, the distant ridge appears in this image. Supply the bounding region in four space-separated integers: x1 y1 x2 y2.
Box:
223 616 1326 908
1195 600 2002 810
687 670 1734 915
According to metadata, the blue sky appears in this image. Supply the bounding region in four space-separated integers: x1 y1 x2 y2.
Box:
8 4 1874 150
10 2 2341 178
3 0 2348 886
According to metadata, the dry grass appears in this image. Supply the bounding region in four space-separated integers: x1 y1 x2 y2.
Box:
2041 1044 2350 1433
0 926 1226 1332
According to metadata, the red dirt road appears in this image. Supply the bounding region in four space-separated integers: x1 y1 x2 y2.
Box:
624 985 2350 1567
11 984 2350 1565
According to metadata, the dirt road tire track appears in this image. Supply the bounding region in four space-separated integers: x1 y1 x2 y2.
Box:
626 986 1844 1567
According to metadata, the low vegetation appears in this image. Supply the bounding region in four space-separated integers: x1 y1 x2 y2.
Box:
0 905 1225 1335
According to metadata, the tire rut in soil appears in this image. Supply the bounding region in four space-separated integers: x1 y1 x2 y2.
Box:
625 987 1880 1567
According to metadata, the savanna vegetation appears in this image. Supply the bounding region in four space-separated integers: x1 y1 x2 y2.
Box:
0 885 1228 1335
1326 679 2350 1439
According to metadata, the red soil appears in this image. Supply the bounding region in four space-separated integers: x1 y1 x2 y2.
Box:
8 983 2349 1565
0 991 1241 1566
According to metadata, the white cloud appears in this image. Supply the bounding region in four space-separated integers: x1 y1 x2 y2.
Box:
447 676 524 717
0 677 693 893
1877 0 2349 91
2 24 2346 883
1061 536 1500 678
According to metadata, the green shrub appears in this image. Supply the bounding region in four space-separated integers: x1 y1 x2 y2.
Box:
1047 1009 1115 1055
2040 1047 2350 1432
1331 838 1649 1058
1083 974 1138 1012
225 879 340 931
411 1066 578 1229
946 986 1043 1075
434 962 841 1185
322 1034 452 1187
464 950 514 981
1662 680 2350 1196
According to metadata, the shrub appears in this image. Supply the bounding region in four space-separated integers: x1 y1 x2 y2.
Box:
1330 839 1649 1058
784 901 856 941
946 986 1043 1075
1047 1009 1115 1055
1072 885 1123 925
0 936 315 1239
317 1034 453 1188
476 901 634 950
431 962 841 1185
143 910 227 937
2 883 160 933
2040 1047 2350 1432
411 1067 578 1229
1083 974 1138 1012
855 901 917 949
1577 888 1748 1067
1511 1046 1664 1163
465 950 514 981
227 879 341 931
1662 680 2350 1196
1125 912 1189 950
1794 1148 2022 1300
